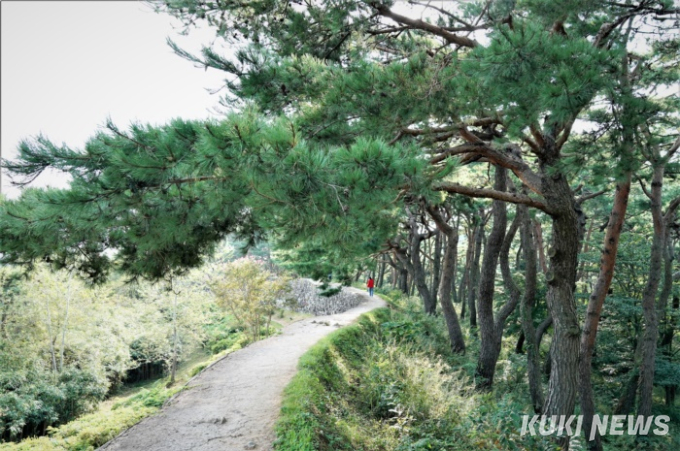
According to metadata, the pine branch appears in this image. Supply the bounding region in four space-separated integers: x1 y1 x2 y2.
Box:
433 182 551 213
371 3 478 48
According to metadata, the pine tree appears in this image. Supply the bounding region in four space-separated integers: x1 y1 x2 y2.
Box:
1 2 679 448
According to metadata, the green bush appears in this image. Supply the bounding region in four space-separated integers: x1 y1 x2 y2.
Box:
0 367 108 441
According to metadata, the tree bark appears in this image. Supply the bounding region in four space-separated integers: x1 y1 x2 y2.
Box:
638 165 665 417
459 223 475 315
426 203 466 353
431 230 442 310
406 211 437 314
520 203 545 413
579 173 631 451
475 167 509 389
468 214 484 328
577 218 595 283
534 219 548 274
540 153 581 449
515 331 525 354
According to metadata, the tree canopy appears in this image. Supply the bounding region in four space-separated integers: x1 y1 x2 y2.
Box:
1 0 679 448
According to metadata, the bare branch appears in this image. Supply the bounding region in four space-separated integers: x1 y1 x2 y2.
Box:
576 189 608 205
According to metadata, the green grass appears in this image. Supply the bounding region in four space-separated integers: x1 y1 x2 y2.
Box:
272 291 601 451
273 298 486 451
274 289 680 451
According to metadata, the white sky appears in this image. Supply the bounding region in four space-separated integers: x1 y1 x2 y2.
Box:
1 0 228 199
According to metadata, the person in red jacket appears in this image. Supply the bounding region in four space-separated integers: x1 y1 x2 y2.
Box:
367 276 375 297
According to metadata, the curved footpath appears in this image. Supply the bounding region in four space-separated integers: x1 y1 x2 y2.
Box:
99 288 385 451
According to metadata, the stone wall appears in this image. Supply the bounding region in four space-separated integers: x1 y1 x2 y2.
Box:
284 279 363 316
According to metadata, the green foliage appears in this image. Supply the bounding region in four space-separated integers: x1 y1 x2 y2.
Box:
0 368 107 441
275 295 537 451
0 378 183 451
112 380 183 410
211 257 290 341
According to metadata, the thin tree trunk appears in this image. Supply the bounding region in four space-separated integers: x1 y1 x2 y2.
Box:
476 167 508 389
536 316 553 348
432 230 442 309
577 218 595 282
579 173 631 450
406 209 437 313
520 202 545 413
377 259 386 288
638 164 665 417
469 216 483 328
427 203 465 353
534 219 548 274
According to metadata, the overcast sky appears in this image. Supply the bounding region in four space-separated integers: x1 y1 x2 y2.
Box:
1 0 228 198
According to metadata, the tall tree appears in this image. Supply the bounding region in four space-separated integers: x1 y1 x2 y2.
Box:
2 3 678 442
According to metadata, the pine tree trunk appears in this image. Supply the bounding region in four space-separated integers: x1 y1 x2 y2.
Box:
377 260 386 288
664 296 678 406
534 219 548 274
475 167 508 389
399 266 408 294
579 174 631 451
520 202 545 413
540 156 580 449
426 203 465 353
431 231 442 309
458 225 474 310
638 165 665 418
393 223 436 313
468 217 483 328
577 219 595 282
170 289 179 385
536 316 553 348
438 227 466 353
515 331 525 354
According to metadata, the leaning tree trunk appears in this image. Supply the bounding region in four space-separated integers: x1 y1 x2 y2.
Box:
579 173 631 451
475 167 508 389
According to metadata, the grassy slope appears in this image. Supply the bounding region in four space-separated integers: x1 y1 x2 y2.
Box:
274 290 679 451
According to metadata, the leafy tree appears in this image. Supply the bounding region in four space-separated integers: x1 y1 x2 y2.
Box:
210 257 290 342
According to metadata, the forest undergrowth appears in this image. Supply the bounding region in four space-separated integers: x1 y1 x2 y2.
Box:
275 289 680 451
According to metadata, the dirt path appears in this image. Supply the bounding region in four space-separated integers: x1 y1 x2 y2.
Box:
99 288 385 451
